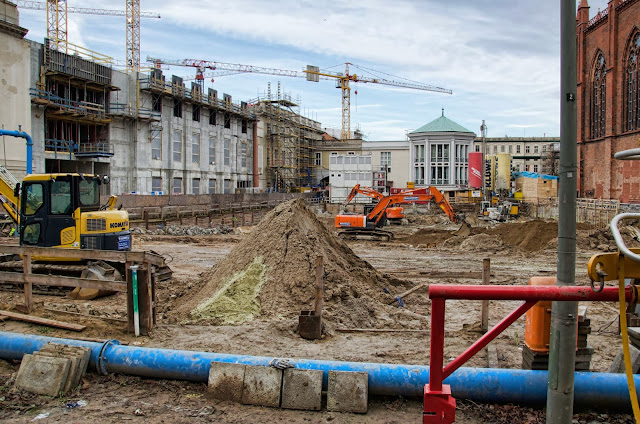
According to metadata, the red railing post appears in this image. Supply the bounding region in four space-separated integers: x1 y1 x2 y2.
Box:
429 298 445 392
424 298 456 423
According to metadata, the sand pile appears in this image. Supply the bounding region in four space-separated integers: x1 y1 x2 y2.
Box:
399 220 567 252
172 199 423 329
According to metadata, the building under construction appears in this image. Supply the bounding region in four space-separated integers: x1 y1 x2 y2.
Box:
249 83 323 192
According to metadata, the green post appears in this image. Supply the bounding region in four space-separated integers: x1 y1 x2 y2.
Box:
131 264 140 337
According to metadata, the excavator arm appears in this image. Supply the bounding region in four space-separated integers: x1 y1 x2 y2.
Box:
427 187 460 223
343 184 385 206
365 190 461 227
0 166 20 223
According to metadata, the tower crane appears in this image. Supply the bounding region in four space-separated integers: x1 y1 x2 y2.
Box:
146 57 452 141
17 1 161 71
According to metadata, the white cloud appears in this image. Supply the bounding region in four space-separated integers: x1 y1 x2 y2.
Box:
16 0 605 140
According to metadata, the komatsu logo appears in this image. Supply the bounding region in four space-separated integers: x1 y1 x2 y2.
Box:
110 221 128 229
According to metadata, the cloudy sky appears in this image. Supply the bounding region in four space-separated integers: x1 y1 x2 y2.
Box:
16 0 609 140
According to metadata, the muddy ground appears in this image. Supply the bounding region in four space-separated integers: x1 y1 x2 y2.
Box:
0 206 636 423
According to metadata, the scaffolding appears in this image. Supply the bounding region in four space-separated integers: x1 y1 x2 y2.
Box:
248 83 323 192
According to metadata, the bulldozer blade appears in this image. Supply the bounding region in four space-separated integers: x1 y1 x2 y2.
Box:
453 221 471 237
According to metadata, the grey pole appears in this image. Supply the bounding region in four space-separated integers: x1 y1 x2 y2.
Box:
546 0 578 422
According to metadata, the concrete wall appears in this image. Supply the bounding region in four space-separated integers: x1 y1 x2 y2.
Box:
113 192 312 208
0 3 30 177
109 69 254 196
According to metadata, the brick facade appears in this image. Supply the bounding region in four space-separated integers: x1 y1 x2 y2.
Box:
577 0 640 202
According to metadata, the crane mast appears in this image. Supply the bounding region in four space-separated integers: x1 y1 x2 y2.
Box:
17 1 161 71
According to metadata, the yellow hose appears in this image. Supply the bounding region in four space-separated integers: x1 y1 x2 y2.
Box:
618 258 640 423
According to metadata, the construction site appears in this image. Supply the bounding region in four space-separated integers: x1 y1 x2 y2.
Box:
2 1 640 423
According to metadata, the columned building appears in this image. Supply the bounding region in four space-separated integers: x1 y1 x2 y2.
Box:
408 110 475 190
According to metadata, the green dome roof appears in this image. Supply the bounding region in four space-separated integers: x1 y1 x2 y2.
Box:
411 110 474 134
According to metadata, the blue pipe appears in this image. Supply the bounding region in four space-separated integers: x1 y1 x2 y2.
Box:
0 129 33 174
0 331 638 409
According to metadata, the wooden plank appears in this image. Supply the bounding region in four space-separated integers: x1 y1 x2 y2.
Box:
126 261 134 334
23 254 32 313
578 305 588 323
0 310 86 331
388 282 428 305
0 246 154 264
487 344 499 368
43 307 127 323
336 328 428 333
0 271 127 292
481 258 491 333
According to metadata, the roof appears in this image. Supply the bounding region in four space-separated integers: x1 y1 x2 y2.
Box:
411 109 474 134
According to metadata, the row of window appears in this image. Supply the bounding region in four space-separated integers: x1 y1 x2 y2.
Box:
151 177 245 195
412 164 469 186
161 95 249 133
473 144 548 155
413 144 469 164
329 156 372 165
151 131 250 168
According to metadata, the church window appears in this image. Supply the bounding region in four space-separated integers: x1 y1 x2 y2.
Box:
592 53 606 139
624 33 640 132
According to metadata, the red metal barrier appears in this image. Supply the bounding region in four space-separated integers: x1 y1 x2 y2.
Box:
423 284 637 424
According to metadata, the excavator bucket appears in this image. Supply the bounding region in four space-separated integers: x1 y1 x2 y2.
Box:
67 261 121 300
453 220 472 237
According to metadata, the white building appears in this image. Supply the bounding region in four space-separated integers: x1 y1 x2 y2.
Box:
408 110 475 190
361 140 411 192
328 154 372 203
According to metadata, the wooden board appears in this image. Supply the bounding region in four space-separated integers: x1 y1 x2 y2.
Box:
0 310 86 331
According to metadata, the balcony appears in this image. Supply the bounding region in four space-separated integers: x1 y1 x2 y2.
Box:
75 142 114 158
45 139 113 159
31 88 108 122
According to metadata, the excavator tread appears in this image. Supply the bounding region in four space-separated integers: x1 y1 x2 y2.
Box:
338 229 394 242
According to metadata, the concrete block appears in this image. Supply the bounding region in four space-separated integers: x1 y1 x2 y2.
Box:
15 354 71 396
241 365 282 407
609 344 640 373
36 344 91 392
208 362 246 402
327 371 368 413
280 368 323 411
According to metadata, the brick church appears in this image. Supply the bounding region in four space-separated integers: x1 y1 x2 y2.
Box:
577 0 640 202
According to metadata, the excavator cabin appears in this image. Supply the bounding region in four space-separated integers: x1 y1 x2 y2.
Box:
16 173 130 252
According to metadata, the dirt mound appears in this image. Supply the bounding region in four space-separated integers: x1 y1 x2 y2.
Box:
396 220 558 252
171 199 422 329
459 234 504 251
398 228 459 246
484 220 558 251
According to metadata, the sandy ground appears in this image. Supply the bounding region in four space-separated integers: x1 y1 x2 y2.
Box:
0 211 636 423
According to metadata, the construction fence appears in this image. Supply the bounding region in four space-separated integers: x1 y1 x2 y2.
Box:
526 198 639 228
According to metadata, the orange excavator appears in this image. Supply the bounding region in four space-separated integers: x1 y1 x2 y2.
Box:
335 186 467 241
342 184 407 223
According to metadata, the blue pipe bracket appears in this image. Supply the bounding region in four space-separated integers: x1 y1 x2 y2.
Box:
0 331 638 409
0 129 33 174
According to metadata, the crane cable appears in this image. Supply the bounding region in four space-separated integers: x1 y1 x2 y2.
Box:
618 257 640 423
